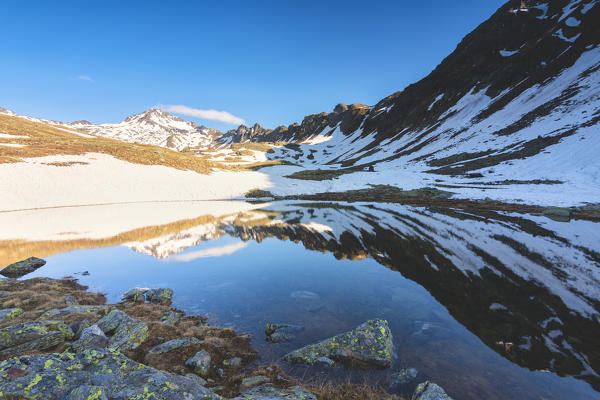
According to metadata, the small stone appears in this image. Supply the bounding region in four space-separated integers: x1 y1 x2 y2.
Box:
388 368 426 395
315 357 335 367
145 288 173 304
1 257 46 278
186 350 211 376
217 368 224 377
241 375 271 389
0 308 23 323
412 381 454 400
67 385 108 400
72 325 108 352
223 357 242 367
148 337 203 355
64 295 78 306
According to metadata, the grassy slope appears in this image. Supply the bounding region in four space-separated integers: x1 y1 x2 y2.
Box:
0 114 218 173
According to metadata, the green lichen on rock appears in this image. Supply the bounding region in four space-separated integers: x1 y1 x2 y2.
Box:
240 375 270 389
0 349 223 399
411 381 454 400
1 257 46 278
185 349 211 376
160 310 182 326
40 305 110 320
0 307 24 323
120 287 149 303
147 337 203 355
66 385 108 400
0 321 73 356
145 288 173 304
233 383 317 399
95 309 148 352
283 319 393 368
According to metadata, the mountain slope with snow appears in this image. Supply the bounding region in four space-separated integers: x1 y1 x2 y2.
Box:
69 108 221 151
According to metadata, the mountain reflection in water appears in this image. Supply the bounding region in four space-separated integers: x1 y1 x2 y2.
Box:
6 200 599 399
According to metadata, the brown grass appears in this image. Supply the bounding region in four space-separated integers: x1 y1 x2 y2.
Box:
311 383 405 400
0 114 221 173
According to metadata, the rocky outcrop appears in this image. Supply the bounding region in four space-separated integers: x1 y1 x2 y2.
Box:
0 307 23 323
283 319 393 368
120 287 148 302
0 321 74 356
147 337 203 355
40 305 111 319
1 257 46 278
71 324 108 352
96 310 149 352
0 349 223 399
145 288 173 304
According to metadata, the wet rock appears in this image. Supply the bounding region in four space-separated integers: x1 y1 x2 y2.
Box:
64 295 78 306
1 257 46 278
186 349 211 376
40 305 110 320
234 384 317 400
66 385 108 400
290 290 319 300
120 287 148 303
145 288 173 304
71 325 108 352
0 307 23 323
283 319 393 368
412 381 454 400
161 309 182 326
0 321 73 356
240 375 271 389
148 337 203 355
388 368 427 395
543 207 571 222
305 303 325 313
265 323 304 343
223 357 242 367
0 348 222 399
96 309 149 352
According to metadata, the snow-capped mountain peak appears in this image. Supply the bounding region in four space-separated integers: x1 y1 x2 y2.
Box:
69 108 221 151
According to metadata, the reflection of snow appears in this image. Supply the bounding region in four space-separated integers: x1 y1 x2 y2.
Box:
170 242 248 261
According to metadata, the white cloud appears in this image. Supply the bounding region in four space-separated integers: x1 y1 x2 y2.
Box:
77 75 94 82
162 104 245 125
170 242 248 262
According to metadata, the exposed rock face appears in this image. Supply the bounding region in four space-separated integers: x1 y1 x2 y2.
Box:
1 257 46 278
0 349 223 399
217 103 370 144
147 337 203 355
96 310 149 352
40 305 111 319
71 324 108 352
0 321 74 356
412 381 454 400
185 349 211 376
283 319 393 368
66 385 109 400
233 383 318 400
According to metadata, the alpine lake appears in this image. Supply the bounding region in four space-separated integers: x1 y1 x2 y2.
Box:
3 200 599 400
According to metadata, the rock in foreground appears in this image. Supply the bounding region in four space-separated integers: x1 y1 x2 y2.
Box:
283 319 393 368
412 381 454 400
1 257 46 278
0 348 223 399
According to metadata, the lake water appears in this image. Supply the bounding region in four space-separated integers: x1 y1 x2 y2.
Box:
4 200 599 399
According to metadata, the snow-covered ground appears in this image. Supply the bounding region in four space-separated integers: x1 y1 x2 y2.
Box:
0 153 271 211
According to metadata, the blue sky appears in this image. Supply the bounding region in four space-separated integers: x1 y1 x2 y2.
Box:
0 0 505 131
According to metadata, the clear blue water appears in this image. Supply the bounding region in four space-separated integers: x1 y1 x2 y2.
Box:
21 200 600 400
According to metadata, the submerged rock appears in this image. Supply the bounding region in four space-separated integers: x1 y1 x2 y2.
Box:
186 349 211 376
0 321 73 356
234 383 317 400
148 337 203 355
96 309 149 352
388 367 427 395
145 288 173 304
71 325 108 352
290 290 319 300
223 357 242 367
283 319 393 368
0 348 222 399
1 257 46 278
265 323 304 343
0 307 23 323
412 381 454 400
